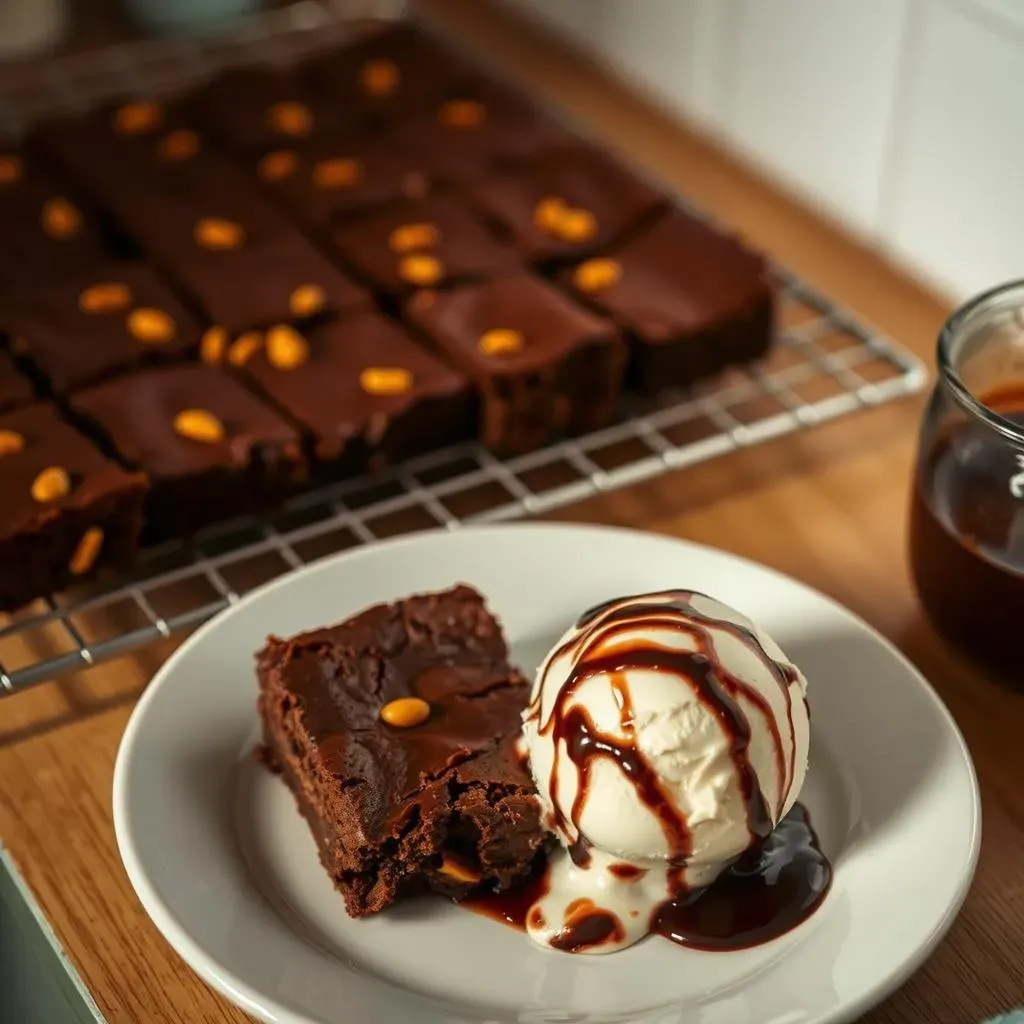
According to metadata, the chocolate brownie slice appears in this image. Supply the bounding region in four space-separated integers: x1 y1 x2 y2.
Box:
256 584 547 918
0 402 146 611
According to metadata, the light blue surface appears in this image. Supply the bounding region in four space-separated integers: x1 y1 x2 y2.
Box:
124 0 262 33
0 845 105 1023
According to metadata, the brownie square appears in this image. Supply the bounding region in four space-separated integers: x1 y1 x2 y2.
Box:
305 23 479 124
173 233 369 334
385 82 571 186
558 209 776 394
189 66 355 154
105 155 293 263
0 403 146 610
32 96 205 194
251 134 431 229
406 272 625 453
233 312 476 471
0 350 36 412
468 143 667 262
0 147 110 290
1 263 202 393
256 584 547 918
69 364 306 542
329 195 520 297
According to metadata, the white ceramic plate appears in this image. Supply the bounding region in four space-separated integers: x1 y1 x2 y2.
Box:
113 524 980 1024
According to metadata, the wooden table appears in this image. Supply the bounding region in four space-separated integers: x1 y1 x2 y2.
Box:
1 1 1022 1021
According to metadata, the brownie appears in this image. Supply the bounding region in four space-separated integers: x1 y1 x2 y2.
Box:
189 66 354 154
385 82 571 186
468 143 667 262
0 263 202 393
329 195 520 297
406 273 625 453
230 312 476 471
256 584 548 917
0 349 35 412
169 232 369 335
69 364 306 542
0 147 110 290
0 403 146 610
32 96 206 193
97 154 294 262
252 134 431 229
558 209 776 394
305 23 479 125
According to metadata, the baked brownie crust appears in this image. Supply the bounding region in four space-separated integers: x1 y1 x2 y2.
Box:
256 584 547 917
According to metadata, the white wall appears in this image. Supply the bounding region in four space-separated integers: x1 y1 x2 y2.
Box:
501 0 1024 302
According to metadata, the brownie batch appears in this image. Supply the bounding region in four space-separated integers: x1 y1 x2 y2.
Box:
0 20 776 610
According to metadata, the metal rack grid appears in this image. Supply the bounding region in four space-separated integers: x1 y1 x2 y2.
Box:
0 2 928 696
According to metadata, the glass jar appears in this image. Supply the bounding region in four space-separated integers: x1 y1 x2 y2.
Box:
908 280 1024 679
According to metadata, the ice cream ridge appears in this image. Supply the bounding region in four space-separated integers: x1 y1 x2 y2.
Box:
518 590 829 954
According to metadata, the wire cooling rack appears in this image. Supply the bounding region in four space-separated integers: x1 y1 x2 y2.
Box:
0 1 928 696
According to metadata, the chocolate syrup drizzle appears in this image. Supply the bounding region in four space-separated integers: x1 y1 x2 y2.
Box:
505 591 829 952
542 592 802 856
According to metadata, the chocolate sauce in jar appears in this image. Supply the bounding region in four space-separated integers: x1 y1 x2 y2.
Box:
910 382 1024 676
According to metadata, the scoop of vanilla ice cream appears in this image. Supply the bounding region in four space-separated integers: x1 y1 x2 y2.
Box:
522 591 810 890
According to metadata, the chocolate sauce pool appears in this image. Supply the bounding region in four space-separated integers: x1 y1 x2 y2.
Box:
465 801 831 951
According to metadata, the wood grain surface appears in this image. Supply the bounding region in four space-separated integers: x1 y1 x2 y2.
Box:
1 1 1021 1021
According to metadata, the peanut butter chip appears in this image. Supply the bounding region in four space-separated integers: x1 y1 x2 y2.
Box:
557 208 597 243
360 58 400 97
388 222 439 253
289 284 326 318
79 282 132 313
0 155 23 185
159 129 200 161
313 157 361 189
127 307 176 345
31 466 71 503
439 855 481 883
380 697 430 727
533 195 568 234
268 101 314 138
69 527 104 575
573 257 622 293
42 197 82 239
266 325 309 370
194 217 245 250
0 430 24 456
114 101 162 135
200 326 229 364
227 331 263 366
478 328 524 357
439 99 485 128
397 253 443 286
258 149 298 183
174 408 225 444
360 366 413 396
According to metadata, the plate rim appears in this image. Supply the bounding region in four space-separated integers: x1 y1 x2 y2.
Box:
112 522 982 1024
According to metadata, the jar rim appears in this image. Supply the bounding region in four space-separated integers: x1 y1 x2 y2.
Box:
937 278 1024 446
